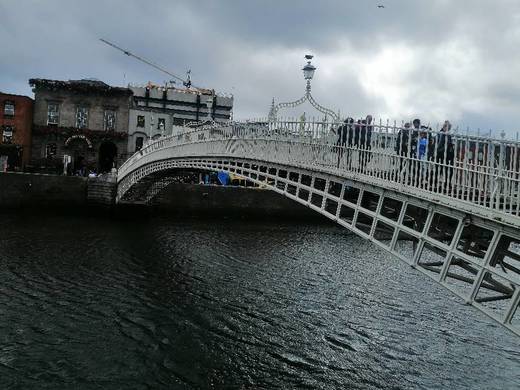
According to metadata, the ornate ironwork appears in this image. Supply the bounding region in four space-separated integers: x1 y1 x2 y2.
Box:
270 55 339 122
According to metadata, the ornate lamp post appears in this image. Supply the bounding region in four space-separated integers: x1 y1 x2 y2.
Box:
302 54 316 92
269 54 339 122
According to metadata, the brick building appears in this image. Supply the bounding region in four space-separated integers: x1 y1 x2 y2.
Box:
29 78 132 174
0 93 33 171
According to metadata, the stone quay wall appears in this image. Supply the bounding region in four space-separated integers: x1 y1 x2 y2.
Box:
0 173 321 220
149 183 319 219
0 172 88 209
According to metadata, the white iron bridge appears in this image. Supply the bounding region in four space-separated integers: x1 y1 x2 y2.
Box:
117 119 520 337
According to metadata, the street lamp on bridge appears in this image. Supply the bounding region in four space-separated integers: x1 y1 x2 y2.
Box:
269 54 339 122
302 54 316 89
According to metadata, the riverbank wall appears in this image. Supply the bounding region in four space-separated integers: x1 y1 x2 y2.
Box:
0 172 321 220
0 172 88 209
147 183 318 219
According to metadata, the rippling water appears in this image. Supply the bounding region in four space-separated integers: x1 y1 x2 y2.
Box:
0 212 519 389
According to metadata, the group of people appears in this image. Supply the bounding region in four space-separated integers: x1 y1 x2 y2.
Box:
335 115 374 168
335 116 456 190
395 119 455 188
336 115 374 151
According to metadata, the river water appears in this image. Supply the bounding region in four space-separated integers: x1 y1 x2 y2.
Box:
0 212 518 389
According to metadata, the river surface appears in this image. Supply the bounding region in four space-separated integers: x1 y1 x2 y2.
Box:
0 212 519 389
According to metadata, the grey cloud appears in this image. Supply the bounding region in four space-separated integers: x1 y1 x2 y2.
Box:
2 0 520 135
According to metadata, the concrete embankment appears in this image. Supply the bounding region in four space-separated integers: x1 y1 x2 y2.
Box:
0 173 323 220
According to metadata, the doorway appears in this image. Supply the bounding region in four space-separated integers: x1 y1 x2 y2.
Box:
67 138 90 175
98 141 118 173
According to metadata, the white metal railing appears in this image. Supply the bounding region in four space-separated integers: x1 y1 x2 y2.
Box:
118 118 520 219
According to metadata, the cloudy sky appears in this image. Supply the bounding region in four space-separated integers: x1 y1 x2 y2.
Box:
2 0 520 134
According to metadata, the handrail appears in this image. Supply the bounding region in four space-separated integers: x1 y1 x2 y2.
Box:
118 119 520 219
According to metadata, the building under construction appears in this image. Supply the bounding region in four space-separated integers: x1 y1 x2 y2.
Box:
127 83 233 154
99 39 234 154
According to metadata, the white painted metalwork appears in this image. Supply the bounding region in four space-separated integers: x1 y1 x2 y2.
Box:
270 55 339 122
117 118 520 337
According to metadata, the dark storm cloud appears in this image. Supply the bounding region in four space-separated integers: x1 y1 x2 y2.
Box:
1 0 520 134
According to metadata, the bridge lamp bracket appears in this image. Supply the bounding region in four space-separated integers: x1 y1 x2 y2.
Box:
269 54 339 122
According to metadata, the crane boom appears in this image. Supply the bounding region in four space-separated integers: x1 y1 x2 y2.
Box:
100 38 194 88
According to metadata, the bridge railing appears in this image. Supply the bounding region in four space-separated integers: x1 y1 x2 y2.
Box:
118 118 520 218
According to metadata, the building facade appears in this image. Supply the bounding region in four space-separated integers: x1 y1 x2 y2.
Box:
127 83 233 155
29 79 132 174
0 93 33 171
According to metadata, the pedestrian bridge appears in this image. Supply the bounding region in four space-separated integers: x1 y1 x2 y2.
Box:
117 119 520 337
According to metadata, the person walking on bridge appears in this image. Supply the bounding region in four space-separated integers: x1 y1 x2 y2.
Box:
360 115 373 171
395 122 411 180
336 117 354 168
417 130 429 185
433 120 455 192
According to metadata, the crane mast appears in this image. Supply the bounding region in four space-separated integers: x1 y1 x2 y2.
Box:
100 38 194 89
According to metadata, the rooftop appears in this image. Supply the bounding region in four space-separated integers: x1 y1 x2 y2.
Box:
128 82 233 99
0 91 34 101
29 78 132 96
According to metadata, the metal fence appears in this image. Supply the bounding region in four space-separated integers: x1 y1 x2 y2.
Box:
118 118 520 219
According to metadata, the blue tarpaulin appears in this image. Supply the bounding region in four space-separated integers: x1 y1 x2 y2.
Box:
217 170 230 185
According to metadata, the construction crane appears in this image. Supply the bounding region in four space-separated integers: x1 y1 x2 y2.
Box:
100 38 195 89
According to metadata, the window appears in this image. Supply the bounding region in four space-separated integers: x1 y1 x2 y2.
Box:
3 101 14 116
2 126 13 143
137 115 145 128
157 118 165 130
104 109 116 131
135 137 144 152
76 106 89 129
47 103 60 125
45 143 57 157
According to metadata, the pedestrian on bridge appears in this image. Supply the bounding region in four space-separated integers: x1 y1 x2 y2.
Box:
433 120 455 192
360 115 373 170
417 131 429 184
395 122 411 179
411 119 421 157
336 117 354 168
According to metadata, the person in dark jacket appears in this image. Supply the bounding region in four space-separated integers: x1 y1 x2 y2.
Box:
433 120 455 191
395 122 411 177
365 115 373 150
353 119 362 148
359 115 373 170
395 122 410 156
336 117 354 168
411 118 421 158
336 122 346 147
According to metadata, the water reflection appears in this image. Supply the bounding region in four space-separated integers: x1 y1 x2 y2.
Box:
0 213 518 389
